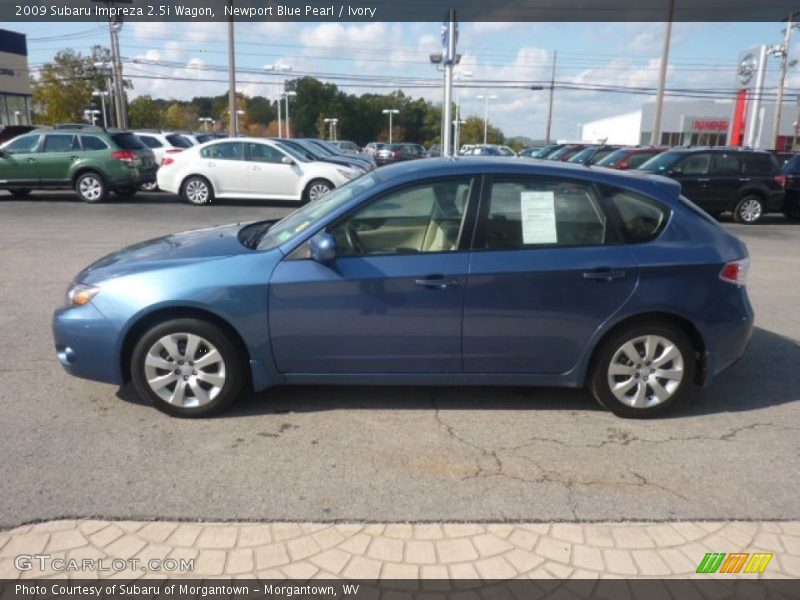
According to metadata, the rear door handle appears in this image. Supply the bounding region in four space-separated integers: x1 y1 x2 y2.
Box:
583 269 626 282
697 178 710 182
415 276 459 289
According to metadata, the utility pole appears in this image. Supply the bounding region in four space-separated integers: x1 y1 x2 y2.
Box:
772 13 796 150
441 9 457 157
545 50 557 144
227 0 237 136
652 0 675 145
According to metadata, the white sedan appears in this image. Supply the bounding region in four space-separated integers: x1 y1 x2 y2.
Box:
157 137 362 205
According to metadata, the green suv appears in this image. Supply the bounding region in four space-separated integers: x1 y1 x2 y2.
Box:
0 128 157 203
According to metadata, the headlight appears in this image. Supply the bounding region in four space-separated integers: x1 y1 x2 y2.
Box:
66 283 99 307
336 168 358 180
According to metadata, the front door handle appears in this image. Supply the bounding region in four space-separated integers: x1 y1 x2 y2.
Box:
415 276 459 290
583 269 626 282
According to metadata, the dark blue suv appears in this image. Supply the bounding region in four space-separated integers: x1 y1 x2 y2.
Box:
53 158 753 418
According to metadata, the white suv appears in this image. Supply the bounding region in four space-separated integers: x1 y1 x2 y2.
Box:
134 132 196 190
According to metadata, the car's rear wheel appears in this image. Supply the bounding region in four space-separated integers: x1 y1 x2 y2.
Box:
8 188 31 198
303 179 334 204
181 176 214 205
131 318 244 418
733 195 764 224
75 172 109 203
589 322 695 418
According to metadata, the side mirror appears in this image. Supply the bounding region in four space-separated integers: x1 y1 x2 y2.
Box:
309 232 336 262
282 156 295 165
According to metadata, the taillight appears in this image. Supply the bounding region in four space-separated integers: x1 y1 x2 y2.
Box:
775 174 786 187
719 258 750 286
393 151 401 158
112 150 135 163
161 157 175 166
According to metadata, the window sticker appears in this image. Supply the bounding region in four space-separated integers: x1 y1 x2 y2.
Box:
520 191 558 244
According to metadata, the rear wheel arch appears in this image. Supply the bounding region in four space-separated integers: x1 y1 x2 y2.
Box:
587 312 706 386
120 306 252 388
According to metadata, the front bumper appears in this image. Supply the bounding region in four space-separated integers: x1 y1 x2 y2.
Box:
52 303 123 385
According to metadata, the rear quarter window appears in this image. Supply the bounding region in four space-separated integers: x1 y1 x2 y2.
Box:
111 133 147 151
602 186 669 242
742 154 777 174
80 135 109 151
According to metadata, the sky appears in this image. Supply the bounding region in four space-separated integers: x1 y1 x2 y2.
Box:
3 20 799 140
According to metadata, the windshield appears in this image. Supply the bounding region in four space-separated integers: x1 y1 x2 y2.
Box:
568 148 595 163
306 140 334 156
638 151 683 173
596 149 629 167
257 172 382 250
276 142 310 163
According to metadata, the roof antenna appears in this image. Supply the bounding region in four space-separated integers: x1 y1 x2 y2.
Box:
582 137 608 166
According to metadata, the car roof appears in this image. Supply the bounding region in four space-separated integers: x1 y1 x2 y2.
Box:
373 156 679 197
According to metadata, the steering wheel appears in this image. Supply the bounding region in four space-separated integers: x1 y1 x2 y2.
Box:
344 222 366 254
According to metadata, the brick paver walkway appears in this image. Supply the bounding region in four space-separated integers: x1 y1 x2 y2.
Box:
1 521 798 580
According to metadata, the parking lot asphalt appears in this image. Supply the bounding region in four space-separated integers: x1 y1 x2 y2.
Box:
0 191 798 529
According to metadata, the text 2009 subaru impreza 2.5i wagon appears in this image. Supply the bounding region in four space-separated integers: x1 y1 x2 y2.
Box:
53 158 754 418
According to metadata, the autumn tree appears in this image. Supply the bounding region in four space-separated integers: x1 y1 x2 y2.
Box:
31 49 94 124
128 95 163 128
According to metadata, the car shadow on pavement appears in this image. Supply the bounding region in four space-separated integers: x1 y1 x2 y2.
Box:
115 327 798 418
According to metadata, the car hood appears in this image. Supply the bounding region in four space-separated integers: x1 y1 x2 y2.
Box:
76 222 254 284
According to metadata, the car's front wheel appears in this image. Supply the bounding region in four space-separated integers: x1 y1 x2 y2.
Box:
733 195 765 224
303 179 334 204
75 172 109 203
181 176 214 205
589 322 695 418
131 319 244 418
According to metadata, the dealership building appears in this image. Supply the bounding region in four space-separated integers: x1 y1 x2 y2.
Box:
0 28 32 126
581 99 800 150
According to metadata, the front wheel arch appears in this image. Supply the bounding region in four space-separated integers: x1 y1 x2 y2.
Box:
120 307 252 389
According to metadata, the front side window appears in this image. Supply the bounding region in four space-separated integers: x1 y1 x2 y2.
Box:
201 142 244 160
677 153 711 175
329 178 473 257
483 177 608 249
2 134 39 154
42 134 78 153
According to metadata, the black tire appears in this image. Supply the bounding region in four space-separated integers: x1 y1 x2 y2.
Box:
181 176 214 205
131 318 245 418
8 188 31 198
589 321 696 418
115 186 138 198
302 178 334 204
74 171 109 203
733 194 765 224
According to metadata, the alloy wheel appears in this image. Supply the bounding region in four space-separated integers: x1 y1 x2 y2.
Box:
143 333 226 408
606 334 685 409
308 182 332 201
79 177 103 202
738 198 763 223
185 179 210 204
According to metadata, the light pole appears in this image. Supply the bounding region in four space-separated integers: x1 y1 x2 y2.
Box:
13 110 21 125
84 109 101 126
453 70 472 154
281 91 297 138
652 0 675 145
93 61 115 127
324 118 339 140
198 117 213 132
265 64 292 137
476 94 498 144
92 91 109 128
382 109 399 144
545 50 557 144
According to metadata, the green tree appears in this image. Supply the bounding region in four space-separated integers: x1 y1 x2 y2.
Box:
128 95 163 128
31 49 94 124
164 103 186 129
458 116 504 145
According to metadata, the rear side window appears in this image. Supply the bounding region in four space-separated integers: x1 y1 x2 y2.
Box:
742 154 776 174
138 135 163 149
483 177 609 249
80 135 108 150
111 133 146 151
710 153 741 175
603 186 668 243
42 134 78 153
